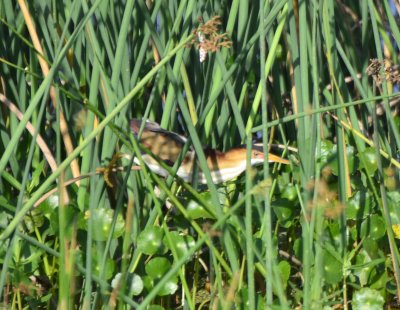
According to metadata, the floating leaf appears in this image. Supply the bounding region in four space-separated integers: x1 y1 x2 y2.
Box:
145 257 178 296
186 192 215 219
111 273 122 289
111 273 144 296
352 288 384 310
84 208 125 241
164 231 195 260
143 275 153 292
137 227 165 255
91 250 115 280
347 191 375 220
358 148 378 177
361 215 386 241
323 249 342 285
145 257 171 279
159 281 178 296
129 273 144 296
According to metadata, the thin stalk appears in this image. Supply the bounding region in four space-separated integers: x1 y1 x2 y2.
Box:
245 135 255 309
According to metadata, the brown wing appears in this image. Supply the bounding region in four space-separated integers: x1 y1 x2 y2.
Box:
130 119 163 133
130 119 187 143
130 119 189 163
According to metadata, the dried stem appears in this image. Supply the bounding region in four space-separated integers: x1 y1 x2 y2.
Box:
18 0 81 184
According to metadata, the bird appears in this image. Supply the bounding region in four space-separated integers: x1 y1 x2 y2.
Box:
130 119 289 184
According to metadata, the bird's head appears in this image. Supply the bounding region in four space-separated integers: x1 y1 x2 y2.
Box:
222 145 289 165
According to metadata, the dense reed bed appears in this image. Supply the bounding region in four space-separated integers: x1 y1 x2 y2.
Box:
1 1 399 308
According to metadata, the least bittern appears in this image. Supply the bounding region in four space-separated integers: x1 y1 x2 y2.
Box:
130 119 289 184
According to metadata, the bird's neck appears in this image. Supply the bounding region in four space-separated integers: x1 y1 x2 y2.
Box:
205 149 261 170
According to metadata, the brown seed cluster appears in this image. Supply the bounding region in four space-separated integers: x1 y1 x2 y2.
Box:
187 16 232 53
366 58 400 85
96 153 125 188
306 179 344 219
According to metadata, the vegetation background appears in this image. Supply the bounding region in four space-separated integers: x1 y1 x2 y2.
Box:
0 0 400 309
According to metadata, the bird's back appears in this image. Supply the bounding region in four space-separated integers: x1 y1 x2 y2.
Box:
130 119 189 164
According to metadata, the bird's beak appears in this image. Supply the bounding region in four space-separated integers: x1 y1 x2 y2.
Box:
252 143 290 164
267 153 290 164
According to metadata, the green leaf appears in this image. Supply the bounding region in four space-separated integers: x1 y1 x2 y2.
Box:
272 198 295 228
91 250 115 280
323 249 343 285
320 140 335 165
327 222 341 247
186 192 216 219
369 266 387 290
280 184 298 202
353 249 386 287
84 208 125 241
28 160 45 192
358 147 378 177
330 145 356 176
23 208 44 233
361 215 386 241
347 191 375 220
129 273 144 296
388 191 400 224
48 205 78 236
320 141 356 176
352 288 384 310
158 280 178 296
111 273 144 296
39 194 60 210
362 238 381 260
145 257 178 296
143 275 153 292
145 257 171 279
137 226 165 255
0 212 11 228
164 231 195 260
277 260 291 290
